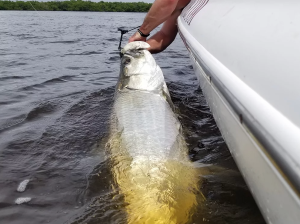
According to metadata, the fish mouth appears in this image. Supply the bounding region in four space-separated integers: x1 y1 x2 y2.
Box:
123 52 135 59
122 49 144 66
124 48 144 58
121 41 150 55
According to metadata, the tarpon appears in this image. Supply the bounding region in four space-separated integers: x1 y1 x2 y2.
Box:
107 41 202 224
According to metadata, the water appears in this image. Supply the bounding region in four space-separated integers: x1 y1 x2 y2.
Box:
0 11 265 224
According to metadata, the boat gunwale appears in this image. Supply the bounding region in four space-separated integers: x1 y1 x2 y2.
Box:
177 16 300 197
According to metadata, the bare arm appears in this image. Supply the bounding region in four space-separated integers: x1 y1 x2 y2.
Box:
129 0 179 43
139 0 179 35
146 9 181 54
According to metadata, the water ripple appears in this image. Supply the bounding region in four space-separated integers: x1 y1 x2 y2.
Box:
0 11 265 224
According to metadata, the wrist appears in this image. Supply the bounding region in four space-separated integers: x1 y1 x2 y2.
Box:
137 28 150 38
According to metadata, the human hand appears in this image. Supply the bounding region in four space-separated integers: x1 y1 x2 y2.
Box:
128 31 147 43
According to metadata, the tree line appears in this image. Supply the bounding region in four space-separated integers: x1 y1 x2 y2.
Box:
0 0 152 12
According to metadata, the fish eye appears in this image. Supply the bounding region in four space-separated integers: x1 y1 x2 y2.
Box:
124 58 131 65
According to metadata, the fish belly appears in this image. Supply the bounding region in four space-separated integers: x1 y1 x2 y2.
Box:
108 90 201 224
112 91 183 160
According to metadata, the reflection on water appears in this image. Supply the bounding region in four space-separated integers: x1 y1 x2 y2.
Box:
0 11 265 224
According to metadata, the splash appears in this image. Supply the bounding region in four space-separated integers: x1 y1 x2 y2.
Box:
17 179 30 192
15 197 32 205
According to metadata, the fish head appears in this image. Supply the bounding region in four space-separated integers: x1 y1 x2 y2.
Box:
119 41 164 92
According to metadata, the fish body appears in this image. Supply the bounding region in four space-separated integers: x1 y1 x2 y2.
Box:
113 90 182 162
108 42 200 224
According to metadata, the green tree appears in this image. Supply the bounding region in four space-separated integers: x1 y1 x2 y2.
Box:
0 0 151 12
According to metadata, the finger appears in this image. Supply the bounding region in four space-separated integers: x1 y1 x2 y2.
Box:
128 32 138 43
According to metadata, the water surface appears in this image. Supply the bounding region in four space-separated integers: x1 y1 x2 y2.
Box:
0 11 265 224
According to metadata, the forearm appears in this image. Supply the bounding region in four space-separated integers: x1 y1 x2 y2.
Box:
147 30 177 54
146 32 166 54
139 0 179 35
146 9 180 54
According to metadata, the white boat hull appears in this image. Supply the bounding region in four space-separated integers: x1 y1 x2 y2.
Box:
178 0 300 223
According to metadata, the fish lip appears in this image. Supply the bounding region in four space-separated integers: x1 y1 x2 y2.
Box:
123 53 134 60
123 49 144 58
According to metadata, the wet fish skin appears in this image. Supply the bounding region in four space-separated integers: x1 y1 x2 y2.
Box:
108 41 201 224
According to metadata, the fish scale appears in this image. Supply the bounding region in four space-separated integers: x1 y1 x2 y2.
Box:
114 91 180 161
108 42 200 224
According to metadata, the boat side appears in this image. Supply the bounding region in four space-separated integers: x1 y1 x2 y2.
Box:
178 0 300 223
